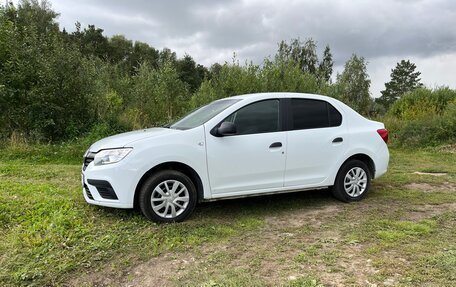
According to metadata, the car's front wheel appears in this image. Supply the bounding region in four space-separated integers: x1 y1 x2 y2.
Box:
139 170 197 223
331 159 371 202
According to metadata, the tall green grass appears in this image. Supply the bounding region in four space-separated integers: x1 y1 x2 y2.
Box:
0 123 120 164
383 87 456 147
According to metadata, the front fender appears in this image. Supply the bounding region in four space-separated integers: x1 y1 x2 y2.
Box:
126 126 211 202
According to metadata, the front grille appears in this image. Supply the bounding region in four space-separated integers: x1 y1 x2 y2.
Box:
83 152 96 171
84 183 94 200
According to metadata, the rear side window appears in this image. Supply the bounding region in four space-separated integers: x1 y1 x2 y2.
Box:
291 99 342 130
223 100 280 135
328 103 342 126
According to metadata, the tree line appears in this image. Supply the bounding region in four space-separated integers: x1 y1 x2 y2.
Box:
0 0 426 142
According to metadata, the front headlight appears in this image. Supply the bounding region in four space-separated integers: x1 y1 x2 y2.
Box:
93 148 133 166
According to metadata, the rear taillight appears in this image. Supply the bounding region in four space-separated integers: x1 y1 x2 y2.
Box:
377 129 388 144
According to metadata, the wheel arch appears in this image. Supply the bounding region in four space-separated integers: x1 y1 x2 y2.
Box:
133 161 204 209
340 153 376 179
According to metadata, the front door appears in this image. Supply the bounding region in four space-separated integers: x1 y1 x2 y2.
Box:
205 99 287 195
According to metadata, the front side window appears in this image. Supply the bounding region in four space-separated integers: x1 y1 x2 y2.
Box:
291 99 342 130
222 100 280 135
170 99 240 130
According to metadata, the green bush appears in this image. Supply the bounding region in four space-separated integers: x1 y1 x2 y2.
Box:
388 87 456 121
384 88 456 147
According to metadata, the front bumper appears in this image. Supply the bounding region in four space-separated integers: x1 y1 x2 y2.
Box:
81 159 138 209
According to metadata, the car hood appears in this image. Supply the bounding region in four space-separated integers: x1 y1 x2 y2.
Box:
89 128 177 152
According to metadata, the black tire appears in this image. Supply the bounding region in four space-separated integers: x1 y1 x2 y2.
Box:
331 159 371 202
139 170 197 223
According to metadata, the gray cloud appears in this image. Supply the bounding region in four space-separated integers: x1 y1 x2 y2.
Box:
51 0 456 96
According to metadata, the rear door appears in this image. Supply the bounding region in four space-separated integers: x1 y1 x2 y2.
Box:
284 98 348 187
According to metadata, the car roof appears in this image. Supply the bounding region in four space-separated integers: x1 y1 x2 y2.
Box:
223 92 360 119
228 92 334 102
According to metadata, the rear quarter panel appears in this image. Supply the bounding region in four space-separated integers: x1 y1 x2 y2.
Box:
322 101 389 185
342 104 389 178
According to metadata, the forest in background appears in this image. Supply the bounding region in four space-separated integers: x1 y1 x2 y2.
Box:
1 0 455 147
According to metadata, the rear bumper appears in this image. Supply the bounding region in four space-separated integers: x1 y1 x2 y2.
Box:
373 144 389 179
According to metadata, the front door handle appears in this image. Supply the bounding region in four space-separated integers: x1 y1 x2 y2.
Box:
269 142 282 148
332 137 343 143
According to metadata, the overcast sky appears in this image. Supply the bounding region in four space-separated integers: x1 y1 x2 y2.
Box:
50 0 456 96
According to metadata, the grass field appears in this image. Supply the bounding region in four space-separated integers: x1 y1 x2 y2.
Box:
0 147 455 286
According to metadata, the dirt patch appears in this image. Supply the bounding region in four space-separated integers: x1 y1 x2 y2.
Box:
67 203 380 287
438 144 456 154
65 199 456 287
412 171 447 176
265 203 341 229
120 204 347 286
66 250 196 287
123 252 196 287
406 203 456 221
405 182 456 192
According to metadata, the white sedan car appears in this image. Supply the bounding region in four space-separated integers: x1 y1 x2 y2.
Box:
82 93 389 222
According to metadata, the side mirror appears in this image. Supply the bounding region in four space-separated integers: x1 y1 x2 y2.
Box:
216 122 237 136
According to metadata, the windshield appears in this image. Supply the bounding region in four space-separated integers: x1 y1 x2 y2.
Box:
170 99 240 130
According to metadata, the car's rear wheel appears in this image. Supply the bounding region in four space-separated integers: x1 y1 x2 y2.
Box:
139 170 197 223
331 159 371 202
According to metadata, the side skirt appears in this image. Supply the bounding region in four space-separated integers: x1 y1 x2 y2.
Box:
201 186 330 202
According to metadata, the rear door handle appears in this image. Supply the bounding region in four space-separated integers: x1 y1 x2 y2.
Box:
332 137 343 143
269 142 282 148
